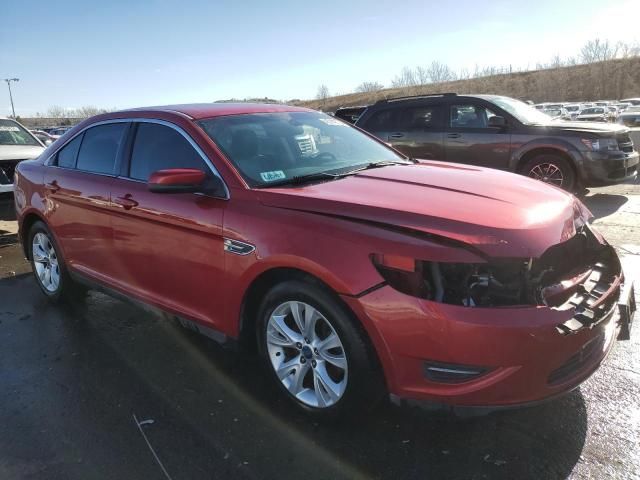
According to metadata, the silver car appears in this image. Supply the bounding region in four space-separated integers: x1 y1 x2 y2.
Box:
0 118 45 193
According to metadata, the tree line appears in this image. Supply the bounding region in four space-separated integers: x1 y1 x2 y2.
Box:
315 38 640 104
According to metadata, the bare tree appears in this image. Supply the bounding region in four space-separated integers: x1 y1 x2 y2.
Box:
72 106 106 118
47 105 67 119
316 84 330 105
580 38 618 64
355 81 384 93
426 60 457 83
415 66 429 85
391 67 418 88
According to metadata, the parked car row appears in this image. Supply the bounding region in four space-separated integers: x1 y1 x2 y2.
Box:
13 102 636 418
534 100 639 122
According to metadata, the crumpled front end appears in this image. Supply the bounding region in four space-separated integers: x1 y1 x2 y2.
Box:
343 223 627 407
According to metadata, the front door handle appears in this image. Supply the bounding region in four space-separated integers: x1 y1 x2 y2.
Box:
389 132 405 139
44 181 60 193
114 195 138 210
447 133 462 139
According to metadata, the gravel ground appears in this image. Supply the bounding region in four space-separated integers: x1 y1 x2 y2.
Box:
0 181 638 480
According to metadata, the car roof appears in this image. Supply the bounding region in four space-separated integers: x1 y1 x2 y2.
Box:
117 103 313 120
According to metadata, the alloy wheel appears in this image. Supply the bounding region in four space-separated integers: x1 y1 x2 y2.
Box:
265 301 348 408
32 232 60 293
528 162 564 186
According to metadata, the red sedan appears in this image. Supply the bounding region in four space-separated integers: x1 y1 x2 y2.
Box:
13 103 635 418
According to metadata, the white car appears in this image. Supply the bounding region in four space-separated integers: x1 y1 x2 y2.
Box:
0 118 45 193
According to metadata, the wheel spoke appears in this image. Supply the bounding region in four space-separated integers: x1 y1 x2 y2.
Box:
317 332 341 352
33 245 47 263
43 267 51 288
269 314 303 346
303 305 319 341
275 356 300 380
313 363 342 405
289 302 305 335
320 350 347 370
288 361 310 396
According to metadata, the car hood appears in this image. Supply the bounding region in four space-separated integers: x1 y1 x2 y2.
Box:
258 162 588 258
0 145 44 161
534 121 624 135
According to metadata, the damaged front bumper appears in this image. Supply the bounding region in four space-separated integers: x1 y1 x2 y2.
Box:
342 225 634 409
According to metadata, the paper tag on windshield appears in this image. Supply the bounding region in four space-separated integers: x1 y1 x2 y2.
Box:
260 170 286 182
0 126 20 132
319 118 347 126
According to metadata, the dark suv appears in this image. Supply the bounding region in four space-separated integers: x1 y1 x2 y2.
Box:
355 93 639 191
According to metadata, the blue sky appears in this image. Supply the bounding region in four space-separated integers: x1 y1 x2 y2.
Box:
2 0 639 116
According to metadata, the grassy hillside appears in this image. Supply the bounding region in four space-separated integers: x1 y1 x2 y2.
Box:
299 57 640 112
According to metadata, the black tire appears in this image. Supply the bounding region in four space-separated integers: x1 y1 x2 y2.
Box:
521 154 576 192
257 279 385 419
27 220 87 303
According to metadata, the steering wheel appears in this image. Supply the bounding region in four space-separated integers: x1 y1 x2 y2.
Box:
314 152 337 162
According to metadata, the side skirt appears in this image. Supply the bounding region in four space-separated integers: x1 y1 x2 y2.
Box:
69 270 231 346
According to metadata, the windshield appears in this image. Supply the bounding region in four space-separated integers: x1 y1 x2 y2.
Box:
484 96 552 125
565 105 580 111
0 119 40 146
582 108 604 114
198 111 406 187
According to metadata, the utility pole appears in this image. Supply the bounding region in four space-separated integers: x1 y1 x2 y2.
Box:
4 78 19 118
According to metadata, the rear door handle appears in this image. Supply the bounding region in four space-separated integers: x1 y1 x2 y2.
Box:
389 133 405 139
447 133 462 139
44 181 60 193
114 195 138 210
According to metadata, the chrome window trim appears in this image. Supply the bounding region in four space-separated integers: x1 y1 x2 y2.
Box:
45 117 230 200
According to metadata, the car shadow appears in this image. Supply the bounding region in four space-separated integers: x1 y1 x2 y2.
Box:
1 275 588 480
176 323 589 480
582 193 628 220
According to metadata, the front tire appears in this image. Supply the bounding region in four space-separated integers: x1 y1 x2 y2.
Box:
28 221 86 303
522 154 576 191
257 280 385 418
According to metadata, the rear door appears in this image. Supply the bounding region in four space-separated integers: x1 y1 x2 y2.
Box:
359 105 446 160
44 122 129 279
109 120 228 330
444 102 511 169
386 104 446 160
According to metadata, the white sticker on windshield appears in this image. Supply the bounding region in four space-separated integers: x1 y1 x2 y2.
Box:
260 170 286 182
0 126 20 132
319 118 347 126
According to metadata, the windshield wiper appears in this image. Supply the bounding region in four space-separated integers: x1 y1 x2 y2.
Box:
256 160 412 188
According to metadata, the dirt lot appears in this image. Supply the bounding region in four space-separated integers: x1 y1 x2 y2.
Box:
0 182 638 480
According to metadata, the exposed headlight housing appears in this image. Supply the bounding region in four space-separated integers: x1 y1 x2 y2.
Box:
371 254 533 307
580 138 618 151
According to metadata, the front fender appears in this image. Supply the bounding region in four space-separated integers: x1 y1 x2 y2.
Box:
509 138 583 173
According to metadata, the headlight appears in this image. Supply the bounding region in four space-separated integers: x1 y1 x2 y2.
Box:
580 138 618 151
371 254 532 307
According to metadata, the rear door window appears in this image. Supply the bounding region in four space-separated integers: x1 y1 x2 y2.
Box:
362 109 397 131
76 123 127 175
128 122 208 181
55 134 83 168
397 105 444 130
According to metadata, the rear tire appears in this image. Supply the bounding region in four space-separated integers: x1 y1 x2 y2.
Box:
28 221 87 303
257 279 385 419
521 154 576 192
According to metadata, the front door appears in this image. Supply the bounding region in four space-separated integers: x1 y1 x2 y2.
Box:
444 103 511 169
109 121 227 330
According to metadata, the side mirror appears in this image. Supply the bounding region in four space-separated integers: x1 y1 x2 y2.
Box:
488 116 506 128
44 139 53 146
148 168 207 193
